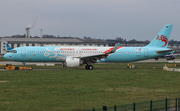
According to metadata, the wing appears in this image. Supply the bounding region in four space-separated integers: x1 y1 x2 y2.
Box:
79 53 110 63
74 43 120 63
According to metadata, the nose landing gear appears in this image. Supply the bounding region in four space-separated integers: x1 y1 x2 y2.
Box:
22 62 26 66
85 65 94 70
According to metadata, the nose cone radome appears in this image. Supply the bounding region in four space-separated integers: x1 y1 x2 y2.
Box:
4 53 12 60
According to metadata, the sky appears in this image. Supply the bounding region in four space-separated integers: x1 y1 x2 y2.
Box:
0 0 180 41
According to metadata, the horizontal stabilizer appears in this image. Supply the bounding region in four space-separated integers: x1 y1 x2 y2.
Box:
156 49 174 54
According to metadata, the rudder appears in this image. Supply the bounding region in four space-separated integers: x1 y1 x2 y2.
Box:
6 44 12 50
146 24 173 48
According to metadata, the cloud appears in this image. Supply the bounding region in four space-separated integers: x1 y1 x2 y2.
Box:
0 0 180 40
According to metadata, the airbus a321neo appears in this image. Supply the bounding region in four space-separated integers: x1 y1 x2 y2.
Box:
4 24 174 70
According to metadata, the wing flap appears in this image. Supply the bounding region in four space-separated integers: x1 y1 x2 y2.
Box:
74 53 107 59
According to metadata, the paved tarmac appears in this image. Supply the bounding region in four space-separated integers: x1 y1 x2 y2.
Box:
0 59 180 65
138 59 180 62
0 61 61 65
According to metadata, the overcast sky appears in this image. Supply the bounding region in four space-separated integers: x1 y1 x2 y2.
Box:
0 0 180 40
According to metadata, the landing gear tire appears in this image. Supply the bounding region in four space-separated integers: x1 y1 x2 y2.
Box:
85 65 94 70
22 62 26 66
85 65 89 69
14 67 19 70
89 65 93 70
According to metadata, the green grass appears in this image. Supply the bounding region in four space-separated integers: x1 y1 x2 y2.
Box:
0 56 8 61
0 55 180 61
0 63 180 111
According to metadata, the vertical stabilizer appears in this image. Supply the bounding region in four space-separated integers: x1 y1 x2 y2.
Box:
146 24 173 48
6 44 12 51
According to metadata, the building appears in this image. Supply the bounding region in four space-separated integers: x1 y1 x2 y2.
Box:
0 37 109 55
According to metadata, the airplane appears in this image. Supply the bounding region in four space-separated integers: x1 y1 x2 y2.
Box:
4 24 174 70
154 53 176 60
5 44 12 52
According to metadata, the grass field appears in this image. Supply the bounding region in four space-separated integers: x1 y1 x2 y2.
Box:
0 62 180 111
0 56 180 61
0 56 8 61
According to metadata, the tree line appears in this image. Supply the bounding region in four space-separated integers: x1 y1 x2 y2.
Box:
9 35 180 47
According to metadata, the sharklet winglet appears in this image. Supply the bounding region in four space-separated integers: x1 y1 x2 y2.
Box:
109 43 120 53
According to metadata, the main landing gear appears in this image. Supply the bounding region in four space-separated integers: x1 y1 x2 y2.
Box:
85 65 94 70
22 62 26 66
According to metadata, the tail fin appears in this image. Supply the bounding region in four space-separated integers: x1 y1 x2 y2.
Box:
146 24 173 48
6 44 12 51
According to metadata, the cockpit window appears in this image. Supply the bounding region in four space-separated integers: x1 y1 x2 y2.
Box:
11 50 17 53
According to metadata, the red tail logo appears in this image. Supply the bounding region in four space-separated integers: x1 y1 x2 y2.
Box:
156 35 168 47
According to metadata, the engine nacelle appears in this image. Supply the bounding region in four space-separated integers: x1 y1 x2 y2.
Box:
63 58 83 67
171 55 176 60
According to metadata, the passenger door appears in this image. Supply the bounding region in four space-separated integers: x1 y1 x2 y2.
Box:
144 48 148 57
21 48 26 57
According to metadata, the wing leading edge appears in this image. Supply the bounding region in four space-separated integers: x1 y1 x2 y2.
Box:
74 43 120 63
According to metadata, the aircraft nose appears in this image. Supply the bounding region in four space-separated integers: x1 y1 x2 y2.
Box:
4 53 11 60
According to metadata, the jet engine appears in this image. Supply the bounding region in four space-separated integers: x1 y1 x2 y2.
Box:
62 58 83 67
167 55 176 60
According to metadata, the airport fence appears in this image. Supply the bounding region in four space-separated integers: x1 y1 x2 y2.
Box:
85 98 180 111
